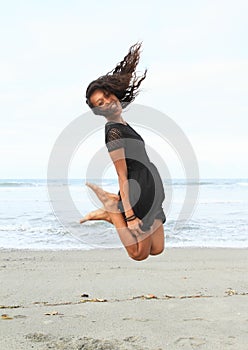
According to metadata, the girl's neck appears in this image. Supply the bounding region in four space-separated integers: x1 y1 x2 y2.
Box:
106 115 126 125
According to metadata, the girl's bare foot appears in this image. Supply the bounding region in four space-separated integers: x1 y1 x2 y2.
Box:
104 192 120 201
86 182 120 212
80 208 112 224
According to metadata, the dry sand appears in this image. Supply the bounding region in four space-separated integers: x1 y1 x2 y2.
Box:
0 248 248 350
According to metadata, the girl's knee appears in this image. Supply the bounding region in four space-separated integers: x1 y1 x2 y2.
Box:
128 250 150 261
150 245 164 256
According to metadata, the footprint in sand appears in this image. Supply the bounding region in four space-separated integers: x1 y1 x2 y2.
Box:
25 333 162 350
175 337 206 348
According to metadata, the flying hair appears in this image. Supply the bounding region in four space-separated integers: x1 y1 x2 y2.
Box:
86 42 147 113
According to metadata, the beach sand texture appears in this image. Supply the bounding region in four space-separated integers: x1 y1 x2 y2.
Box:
1 248 248 349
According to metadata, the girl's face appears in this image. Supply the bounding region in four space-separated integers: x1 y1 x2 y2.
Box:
89 89 122 117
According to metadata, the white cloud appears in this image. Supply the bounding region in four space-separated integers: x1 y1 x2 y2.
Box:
146 60 248 92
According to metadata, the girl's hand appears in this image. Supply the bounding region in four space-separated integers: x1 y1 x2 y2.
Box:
127 217 144 236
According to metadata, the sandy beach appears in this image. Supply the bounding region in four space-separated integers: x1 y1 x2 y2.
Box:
0 248 248 350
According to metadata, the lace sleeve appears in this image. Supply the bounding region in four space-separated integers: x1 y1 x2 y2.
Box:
105 127 125 152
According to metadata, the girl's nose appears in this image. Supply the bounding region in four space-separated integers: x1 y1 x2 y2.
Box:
105 96 111 103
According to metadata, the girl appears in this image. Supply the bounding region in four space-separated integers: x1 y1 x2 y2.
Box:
80 43 166 261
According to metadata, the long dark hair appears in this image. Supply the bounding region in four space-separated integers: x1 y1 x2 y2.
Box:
86 42 147 112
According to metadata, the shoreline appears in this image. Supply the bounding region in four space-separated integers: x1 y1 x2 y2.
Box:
1 245 248 252
1 248 248 349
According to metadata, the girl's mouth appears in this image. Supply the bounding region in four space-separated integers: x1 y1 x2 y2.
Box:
109 101 117 108
108 101 118 112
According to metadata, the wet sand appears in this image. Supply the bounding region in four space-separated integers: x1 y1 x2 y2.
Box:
1 248 248 349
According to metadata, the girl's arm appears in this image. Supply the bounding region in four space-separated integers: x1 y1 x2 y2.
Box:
109 147 143 235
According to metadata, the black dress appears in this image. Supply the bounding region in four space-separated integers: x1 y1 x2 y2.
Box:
105 122 166 231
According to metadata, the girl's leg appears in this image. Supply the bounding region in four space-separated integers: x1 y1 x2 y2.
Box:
79 192 120 224
149 219 165 255
80 208 112 224
86 183 163 261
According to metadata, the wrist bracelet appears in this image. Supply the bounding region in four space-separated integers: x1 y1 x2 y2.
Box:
125 214 137 222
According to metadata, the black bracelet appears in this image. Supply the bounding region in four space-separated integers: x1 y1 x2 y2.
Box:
125 214 137 222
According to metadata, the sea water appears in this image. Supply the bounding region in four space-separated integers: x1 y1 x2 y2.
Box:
0 179 247 250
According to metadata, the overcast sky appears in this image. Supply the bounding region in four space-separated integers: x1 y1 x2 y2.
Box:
1 0 247 179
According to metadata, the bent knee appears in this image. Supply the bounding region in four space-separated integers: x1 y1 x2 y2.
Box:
128 251 150 261
150 245 164 256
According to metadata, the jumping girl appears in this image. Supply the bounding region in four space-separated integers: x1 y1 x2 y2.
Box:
80 43 166 261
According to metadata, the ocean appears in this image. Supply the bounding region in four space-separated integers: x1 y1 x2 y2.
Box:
0 178 247 250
